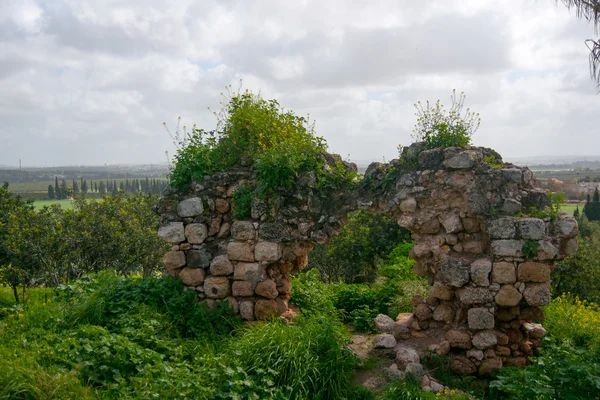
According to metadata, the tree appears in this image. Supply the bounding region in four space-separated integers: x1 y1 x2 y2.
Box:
60 180 68 199
55 177 61 200
81 180 88 194
574 205 580 217
584 188 600 220
48 184 55 200
99 180 106 195
73 180 80 195
558 0 600 90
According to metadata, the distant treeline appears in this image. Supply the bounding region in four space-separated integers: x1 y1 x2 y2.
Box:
49 177 169 200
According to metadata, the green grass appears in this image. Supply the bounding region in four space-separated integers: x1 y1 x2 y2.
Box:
560 203 584 216
33 199 76 210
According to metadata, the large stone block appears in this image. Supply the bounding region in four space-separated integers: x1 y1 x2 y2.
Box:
517 219 546 240
255 242 282 262
163 250 186 269
443 151 476 170
233 263 265 285
204 276 231 299
468 308 494 330
523 283 551 306
179 267 205 286
227 242 255 262
492 262 516 284
495 285 522 307
232 281 254 297
517 262 551 283
210 255 234 276
239 301 254 320
255 279 278 299
491 240 525 257
470 259 492 287
450 355 477 375
433 303 454 324
552 215 578 238
441 214 463 234
255 299 279 319
231 221 256 241
472 330 497 350
440 259 470 288
445 329 472 349
158 222 185 243
186 248 211 268
488 218 517 239
457 287 493 304
177 197 204 217
429 282 455 300
185 223 208 244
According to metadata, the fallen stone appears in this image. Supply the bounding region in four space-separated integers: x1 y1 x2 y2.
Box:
522 322 547 338
396 346 420 368
375 314 398 333
372 334 397 349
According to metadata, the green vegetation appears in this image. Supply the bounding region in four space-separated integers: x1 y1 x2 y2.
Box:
483 155 503 169
168 88 357 196
412 90 480 150
521 239 541 260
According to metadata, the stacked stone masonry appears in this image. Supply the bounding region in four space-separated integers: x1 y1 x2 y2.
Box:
157 143 578 375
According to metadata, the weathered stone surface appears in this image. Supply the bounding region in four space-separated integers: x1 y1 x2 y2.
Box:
441 214 463 233
488 218 517 239
372 334 397 349
187 249 211 268
405 362 425 380
518 219 546 240
375 314 398 333
396 312 415 326
501 168 522 184
537 239 559 260
158 222 185 243
233 263 264 284
209 255 234 276
433 303 454 324
492 262 516 284
444 151 475 170
450 355 477 375
457 287 493 304
177 197 203 217
520 307 545 322
502 199 522 215
215 199 230 214
163 250 186 269
396 346 420 368
429 282 455 300
522 322 547 338
239 301 254 320
472 330 498 350
254 242 281 262
523 283 551 306
445 329 472 349
231 221 256 241
414 304 432 321
440 259 470 288
227 242 255 262
254 299 279 319
467 349 484 361
505 357 527 367
185 223 208 244
400 197 417 213
470 259 492 287
232 281 254 297
436 340 451 356
495 285 522 307
492 240 525 257
179 267 205 286
479 357 503 375
518 262 551 283
468 308 494 330
552 214 578 238
204 276 231 299
255 279 278 299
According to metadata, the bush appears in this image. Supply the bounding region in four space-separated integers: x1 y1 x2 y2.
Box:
412 90 480 150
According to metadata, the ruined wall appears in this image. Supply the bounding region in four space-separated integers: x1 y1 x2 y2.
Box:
156 144 578 374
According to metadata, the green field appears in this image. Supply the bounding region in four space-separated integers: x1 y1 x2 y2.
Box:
33 199 76 210
561 203 584 216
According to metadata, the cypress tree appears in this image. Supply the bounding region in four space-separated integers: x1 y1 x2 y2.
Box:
82 180 88 193
99 180 106 195
48 185 55 200
61 179 68 199
54 177 61 200
73 181 80 195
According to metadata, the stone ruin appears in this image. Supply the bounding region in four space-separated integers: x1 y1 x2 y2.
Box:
156 143 578 375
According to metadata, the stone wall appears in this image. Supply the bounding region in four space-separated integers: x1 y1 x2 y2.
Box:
156 144 578 374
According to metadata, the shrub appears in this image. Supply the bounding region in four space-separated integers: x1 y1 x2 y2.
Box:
412 90 480 150
552 234 600 303
290 269 336 317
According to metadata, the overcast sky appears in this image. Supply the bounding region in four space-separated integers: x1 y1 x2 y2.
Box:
1 0 599 167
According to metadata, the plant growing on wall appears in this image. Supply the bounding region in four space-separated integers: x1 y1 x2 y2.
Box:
412 90 481 149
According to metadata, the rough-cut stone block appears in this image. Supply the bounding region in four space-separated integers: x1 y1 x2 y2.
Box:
450 355 477 375
210 255 234 276
441 214 463 234
436 341 451 356
231 221 256 241
478 357 502 376
215 199 230 214
255 279 278 299
375 314 398 333
163 250 186 269
443 151 475 170
185 223 208 244
396 346 420 368
259 222 292 242
239 301 254 320
177 197 203 217
227 242 255 262
254 299 279 319
399 198 417 213
414 303 432 321
518 218 546 240
561 237 578 257
468 308 494 330
502 199 522 215
467 349 484 361
405 363 425 380
470 259 492 287
518 262 551 283
179 267 205 286
495 285 522 307
233 263 264 284
501 168 522 184
445 329 472 349
440 259 470 288
488 218 517 239
553 215 578 238
523 283 551 306
186 249 211 268
522 322 547 338
232 281 254 297
491 240 525 257
158 222 185 243
457 287 493 304
492 262 516 284
463 240 486 254
373 334 397 349
254 242 281 262
204 276 231 299
419 218 441 234
472 330 497 350
536 239 559 260
429 282 455 300
433 303 454 324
